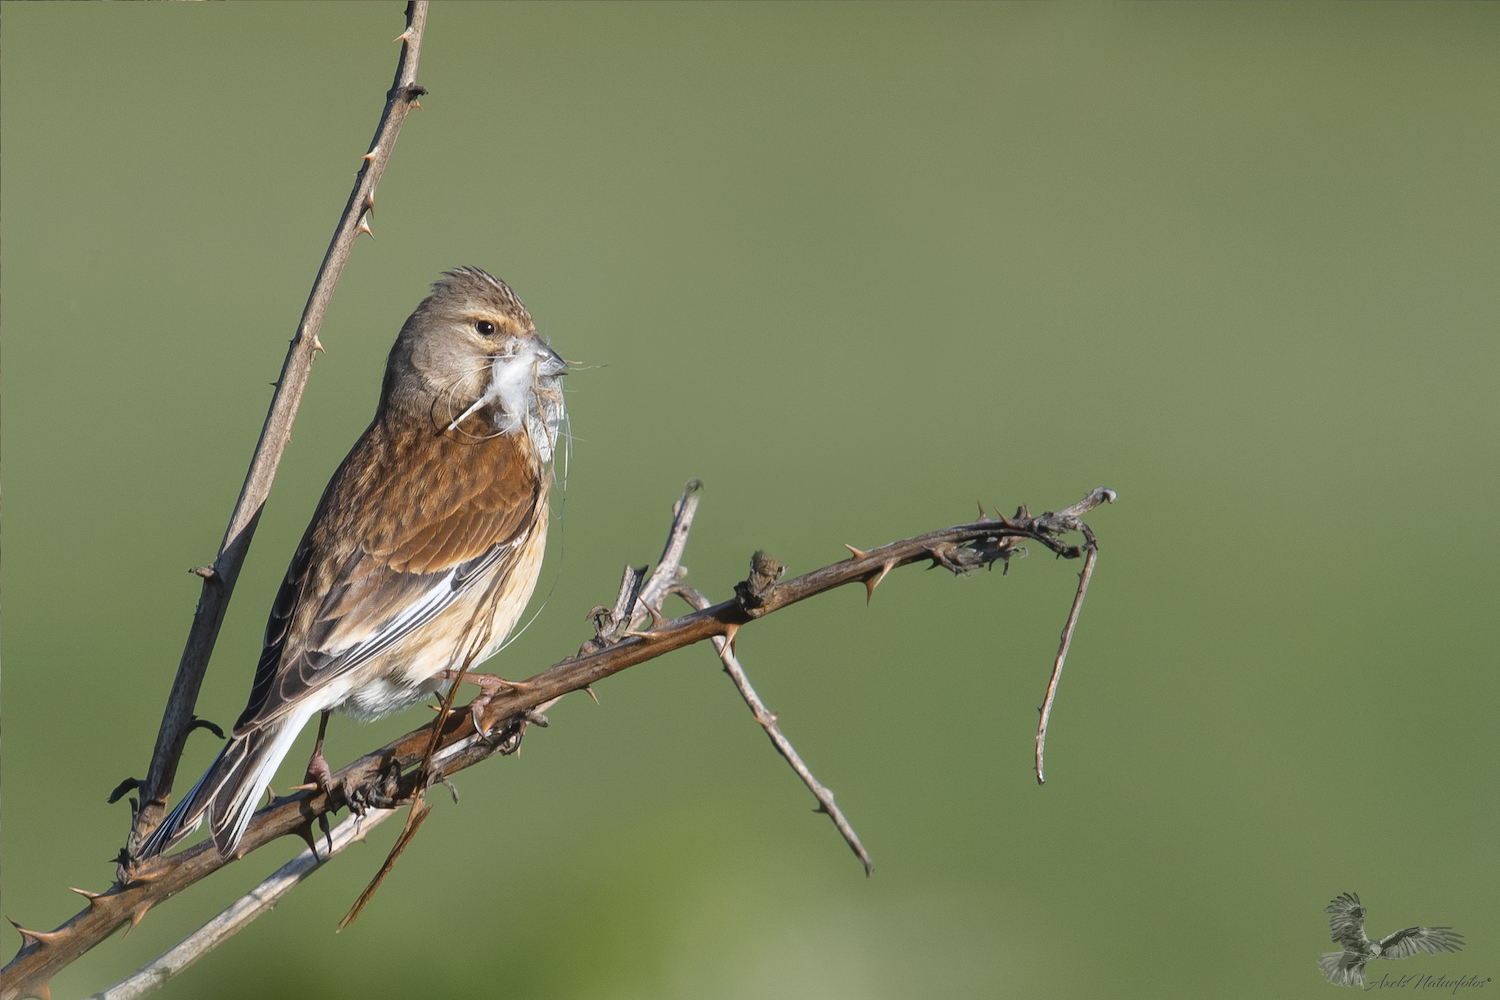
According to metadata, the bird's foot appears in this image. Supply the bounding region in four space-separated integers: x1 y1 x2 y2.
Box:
287 712 342 805
347 758 406 814
299 746 336 793
283 713 342 858
435 670 532 736
480 707 549 755
286 712 348 863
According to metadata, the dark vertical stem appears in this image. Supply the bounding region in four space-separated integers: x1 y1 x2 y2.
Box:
132 0 432 865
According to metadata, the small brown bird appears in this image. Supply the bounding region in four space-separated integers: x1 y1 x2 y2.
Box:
141 267 566 859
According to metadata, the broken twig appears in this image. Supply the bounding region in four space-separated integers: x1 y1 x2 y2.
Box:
674 583 874 875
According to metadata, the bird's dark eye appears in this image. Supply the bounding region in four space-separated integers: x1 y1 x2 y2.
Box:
475 320 496 336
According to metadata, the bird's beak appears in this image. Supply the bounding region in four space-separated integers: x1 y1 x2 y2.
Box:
536 342 567 377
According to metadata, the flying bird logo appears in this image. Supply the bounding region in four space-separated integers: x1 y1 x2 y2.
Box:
1318 892 1464 987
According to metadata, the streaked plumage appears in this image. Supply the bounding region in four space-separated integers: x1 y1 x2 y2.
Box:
1318 892 1464 987
141 268 565 859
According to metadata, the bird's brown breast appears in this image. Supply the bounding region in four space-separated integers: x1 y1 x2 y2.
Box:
290 414 547 640
335 418 540 561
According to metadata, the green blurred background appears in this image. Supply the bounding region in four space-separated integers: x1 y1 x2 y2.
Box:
4 3 1497 997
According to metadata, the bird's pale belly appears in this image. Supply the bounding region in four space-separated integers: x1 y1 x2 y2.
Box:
332 506 549 723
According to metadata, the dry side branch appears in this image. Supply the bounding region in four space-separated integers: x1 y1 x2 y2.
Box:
1034 504 1101 786
674 581 874 875
600 482 874 871
2 484 1112 1000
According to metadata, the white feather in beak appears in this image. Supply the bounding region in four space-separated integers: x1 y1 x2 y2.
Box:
445 339 567 464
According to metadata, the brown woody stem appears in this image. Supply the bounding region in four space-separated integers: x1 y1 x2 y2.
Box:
132 0 431 859
2 7 432 1000
3 483 1110 1000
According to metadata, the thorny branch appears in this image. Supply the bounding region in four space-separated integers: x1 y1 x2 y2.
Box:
1 6 430 1000
129 0 430 860
2 481 1112 1000
83 809 399 1000
1034 496 1103 786
597 482 874 873
0 5 1120 996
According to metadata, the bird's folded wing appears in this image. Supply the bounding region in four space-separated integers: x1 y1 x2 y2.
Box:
1378 927 1464 959
234 430 542 734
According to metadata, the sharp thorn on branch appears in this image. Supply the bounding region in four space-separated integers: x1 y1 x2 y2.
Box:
126 901 152 936
633 595 668 628
122 867 158 888
583 685 599 705
844 543 869 560
187 716 226 740
356 215 374 239
294 820 320 859
106 777 140 805
188 565 217 580
7 919 64 948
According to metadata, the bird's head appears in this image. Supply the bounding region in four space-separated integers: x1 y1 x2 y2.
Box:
384 267 567 460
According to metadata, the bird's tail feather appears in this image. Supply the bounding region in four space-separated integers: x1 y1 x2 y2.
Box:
1319 951 1367 987
138 712 311 860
